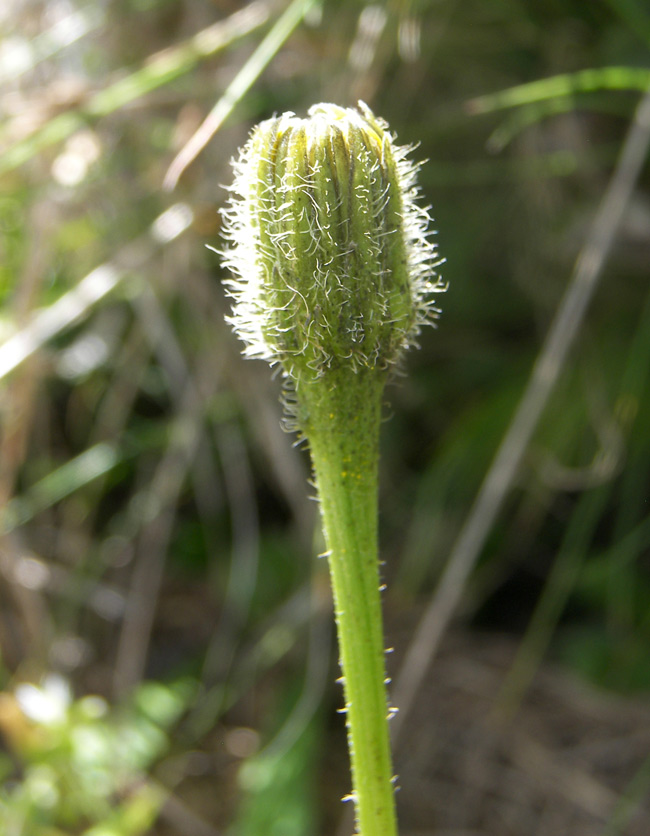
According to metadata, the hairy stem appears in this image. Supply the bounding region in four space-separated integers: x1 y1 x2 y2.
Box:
300 368 397 836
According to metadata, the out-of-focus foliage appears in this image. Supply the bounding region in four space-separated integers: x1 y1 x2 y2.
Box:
1 0 650 833
0 675 193 835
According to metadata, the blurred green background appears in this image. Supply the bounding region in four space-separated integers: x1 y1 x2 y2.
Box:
1 1 650 834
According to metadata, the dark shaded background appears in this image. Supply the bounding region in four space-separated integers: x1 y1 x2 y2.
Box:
1 1 650 833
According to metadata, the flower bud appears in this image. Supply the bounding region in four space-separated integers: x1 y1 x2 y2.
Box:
221 102 444 381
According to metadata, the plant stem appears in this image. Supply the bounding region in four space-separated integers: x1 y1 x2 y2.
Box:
299 368 397 836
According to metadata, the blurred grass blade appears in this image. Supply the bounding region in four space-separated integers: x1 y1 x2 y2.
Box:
392 88 650 738
233 676 323 836
0 112 84 175
1 442 119 534
87 0 272 116
163 0 318 190
0 203 193 380
0 4 104 83
0 1 272 176
234 727 319 836
485 98 578 152
467 66 650 115
607 289 650 628
604 752 650 835
494 485 610 719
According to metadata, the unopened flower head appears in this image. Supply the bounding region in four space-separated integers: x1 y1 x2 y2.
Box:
221 102 445 382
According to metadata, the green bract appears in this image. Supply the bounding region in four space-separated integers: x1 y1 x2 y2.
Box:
222 101 444 382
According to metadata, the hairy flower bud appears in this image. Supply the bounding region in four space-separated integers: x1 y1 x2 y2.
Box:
221 102 444 382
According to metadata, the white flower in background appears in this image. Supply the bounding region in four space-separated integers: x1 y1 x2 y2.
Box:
16 675 71 726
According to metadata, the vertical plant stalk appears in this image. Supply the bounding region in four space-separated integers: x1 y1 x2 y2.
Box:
220 102 445 834
302 370 395 834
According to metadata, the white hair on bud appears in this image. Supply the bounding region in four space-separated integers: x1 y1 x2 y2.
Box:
220 102 446 386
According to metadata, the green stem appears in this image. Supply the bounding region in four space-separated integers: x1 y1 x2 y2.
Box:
299 368 397 836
